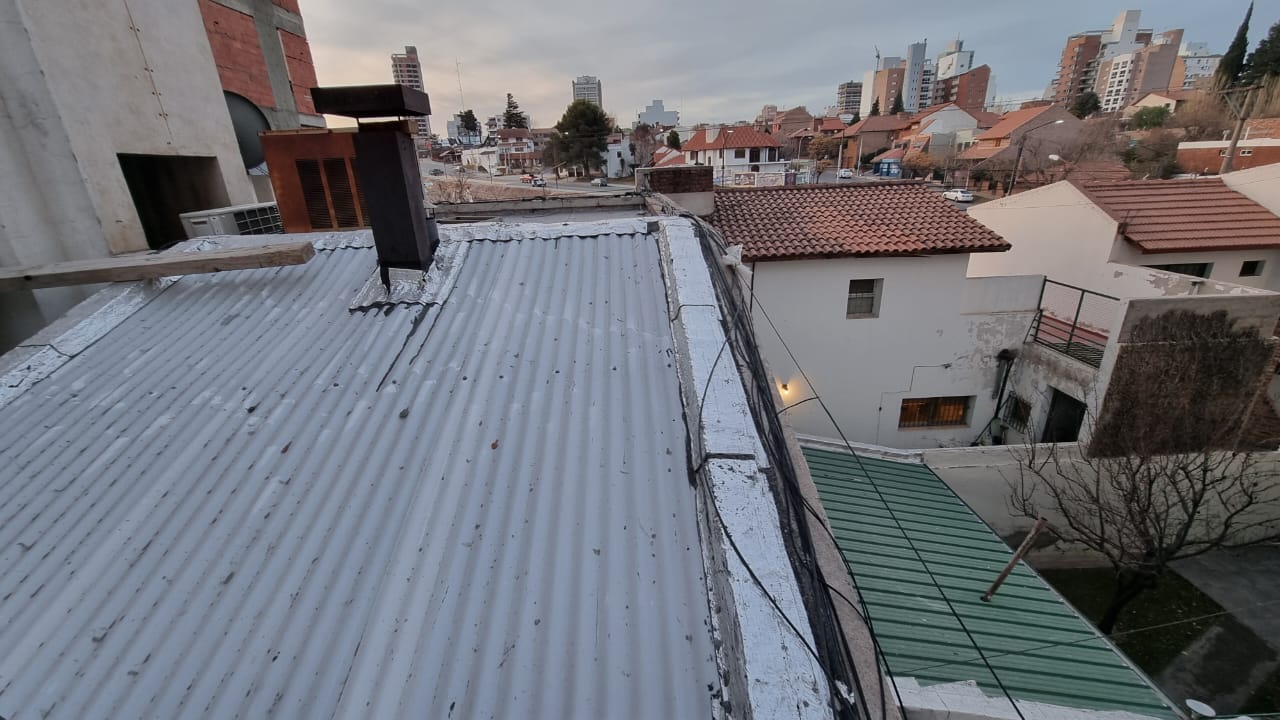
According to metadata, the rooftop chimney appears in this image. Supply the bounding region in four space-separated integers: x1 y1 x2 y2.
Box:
705 126 720 143
311 84 437 289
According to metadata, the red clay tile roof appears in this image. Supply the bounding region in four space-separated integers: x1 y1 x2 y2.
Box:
842 114 913 137
972 111 1002 128
978 105 1054 141
711 182 1010 261
956 143 1005 161
819 116 846 132
1072 178 1280 253
872 147 905 162
652 146 686 167
683 126 782 151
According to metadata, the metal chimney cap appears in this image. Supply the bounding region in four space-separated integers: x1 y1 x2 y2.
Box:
310 84 431 119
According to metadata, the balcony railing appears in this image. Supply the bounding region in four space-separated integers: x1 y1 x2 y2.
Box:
1029 280 1119 368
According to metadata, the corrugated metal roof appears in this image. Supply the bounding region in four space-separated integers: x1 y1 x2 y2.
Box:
0 227 720 718
804 447 1177 719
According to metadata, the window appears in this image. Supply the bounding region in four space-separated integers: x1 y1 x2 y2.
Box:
899 396 973 428
1241 260 1265 277
846 279 882 318
1147 262 1213 278
1240 148 1254 156
749 148 761 163
1220 149 1230 157
734 148 746 159
1003 394 1032 432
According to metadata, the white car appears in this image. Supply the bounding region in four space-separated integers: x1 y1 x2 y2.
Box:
942 188 975 202
837 168 854 179
590 177 609 187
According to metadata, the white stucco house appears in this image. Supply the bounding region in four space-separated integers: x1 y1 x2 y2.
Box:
604 133 634 178
968 168 1280 293
711 182 1044 449
681 126 787 185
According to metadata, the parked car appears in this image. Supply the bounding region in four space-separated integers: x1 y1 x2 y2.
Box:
837 168 854 179
942 188 974 202
590 177 608 187
429 168 445 176
520 173 536 183
531 177 546 187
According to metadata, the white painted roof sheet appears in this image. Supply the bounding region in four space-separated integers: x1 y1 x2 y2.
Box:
0 222 719 718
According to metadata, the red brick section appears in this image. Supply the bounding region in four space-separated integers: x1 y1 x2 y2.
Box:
711 182 1010 262
646 166 713 194
272 0 301 12
278 29 318 115
1177 145 1280 175
1073 178 1280 252
199 0 273 109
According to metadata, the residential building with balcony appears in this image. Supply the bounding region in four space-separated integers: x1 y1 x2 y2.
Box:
681 126 785 183
571 75 603 106
835 81 862 116
1051 10 1155 107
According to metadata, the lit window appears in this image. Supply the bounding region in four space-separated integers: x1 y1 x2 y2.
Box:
846 279 882 318
899 396 973 428
1241 260 1265 277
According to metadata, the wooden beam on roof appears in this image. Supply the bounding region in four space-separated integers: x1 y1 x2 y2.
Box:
0 241 316 292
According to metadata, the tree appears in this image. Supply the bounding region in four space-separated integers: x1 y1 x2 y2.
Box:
1130 105 1171 129
459 109 480 135
631 123 657 166
1070 91 1101 119
549 99 611 176
1167 93 1232 141
890 91 904 115
808 135 843 161
502 94 529 129
666 129 681 150
1123 129 1182 179
848 111 861 124
814 159 832 181
1218 2 1253 89
869 98 881 116
902 152 941 179
1012 309 1280 634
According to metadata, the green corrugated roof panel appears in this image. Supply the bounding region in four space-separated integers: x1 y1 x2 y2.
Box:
804 447 1178 719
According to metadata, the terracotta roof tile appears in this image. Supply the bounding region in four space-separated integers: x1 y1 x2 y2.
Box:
978 105 1054 141
711 182 1010 261
842 114 913 137
1074 178 1280 253
972 111 1003 128
819 116 846 132
683 126 781 151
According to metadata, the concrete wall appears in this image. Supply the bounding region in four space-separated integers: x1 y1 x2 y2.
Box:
1107 242 1280 292
918 105 978 137
0 0 256 349
968 182 1119 288
751 254 1041 449
1224 161 1280 214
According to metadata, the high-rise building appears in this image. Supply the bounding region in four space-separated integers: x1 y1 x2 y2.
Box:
932 65 991 112
861 55 905 117
1095 29 1182 113
936 40 974 81
1173 42 1223 89
391 46 432 140
836 81 863 116
902 41 931 113
572 75 603 106
1051 10 1157 107
638 99 679 127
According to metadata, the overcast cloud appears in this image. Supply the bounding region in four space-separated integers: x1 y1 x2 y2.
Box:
302 0 1278 128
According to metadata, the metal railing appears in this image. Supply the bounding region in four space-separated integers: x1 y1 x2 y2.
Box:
1029 279 1119 368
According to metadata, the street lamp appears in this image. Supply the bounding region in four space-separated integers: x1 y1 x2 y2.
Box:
1006 119 1065 196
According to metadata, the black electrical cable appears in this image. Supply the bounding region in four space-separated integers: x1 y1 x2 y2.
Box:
750 292 1030 720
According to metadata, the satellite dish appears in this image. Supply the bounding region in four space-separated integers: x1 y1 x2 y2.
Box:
1185 699 1216 718
223 91 271 170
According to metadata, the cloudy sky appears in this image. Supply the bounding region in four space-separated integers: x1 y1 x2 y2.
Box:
302 0 1277 128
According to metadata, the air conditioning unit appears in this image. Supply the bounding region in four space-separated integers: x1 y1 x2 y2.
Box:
179 202 284 239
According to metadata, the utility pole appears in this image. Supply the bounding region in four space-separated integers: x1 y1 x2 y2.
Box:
1220 86 1257 175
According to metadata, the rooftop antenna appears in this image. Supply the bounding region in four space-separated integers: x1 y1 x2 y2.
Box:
874 45 881 69
455 58 465 109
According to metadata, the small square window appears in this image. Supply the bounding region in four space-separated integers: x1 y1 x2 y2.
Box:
1003 394 1032 432
1241 260 1265 277
734 148 746 159
846 279 882 318
1240 148 1254 156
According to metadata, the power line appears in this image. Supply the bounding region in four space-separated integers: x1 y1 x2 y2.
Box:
750 290 1029 720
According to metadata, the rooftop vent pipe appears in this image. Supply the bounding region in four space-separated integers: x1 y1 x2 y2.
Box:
311 84 438 288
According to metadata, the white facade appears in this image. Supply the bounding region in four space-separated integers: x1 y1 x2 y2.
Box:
967 180 1280 293
391 45 431 138
859 69 878 118
572 75 603 106
1101 10 1144 58
751 254 1041 449
0 0 255 349
637 99 679 127
936 40 974 81
604 135 634 178
1178 42 1221 88
1098 52 1136 113
903 42 929 113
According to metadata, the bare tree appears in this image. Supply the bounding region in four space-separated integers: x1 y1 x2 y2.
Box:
1167 94 1232 142
1011 309 1280 633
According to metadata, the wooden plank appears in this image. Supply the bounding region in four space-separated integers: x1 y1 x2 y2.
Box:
0 241 316 292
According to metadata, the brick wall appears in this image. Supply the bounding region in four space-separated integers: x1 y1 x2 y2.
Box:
271 0 301 12
199 0 273 109
279 29 317 115
1177 146 1280 174
643 166 714 194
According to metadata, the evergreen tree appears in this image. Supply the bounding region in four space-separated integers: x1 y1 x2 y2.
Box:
869 97 881 116
549 100 611 175
1218 2 1253 89
1070 91 1101 118
1244 19 1280 86
502 94 529 129
890 91 905 114
848 111 860 124
666 129 681 150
